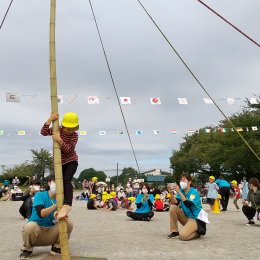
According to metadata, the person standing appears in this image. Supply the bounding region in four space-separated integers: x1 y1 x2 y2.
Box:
241 177 249 200
230 180 241 210
205 176 219 211
215 176 230 212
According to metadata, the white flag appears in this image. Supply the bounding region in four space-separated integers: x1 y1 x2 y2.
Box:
203 98 213 104
249 98 258 104
227 98 235 105
252 126 258 131
6 93 20 103
120 97 131 104
88 96 100 104
153 130 160 135
150 97 161 105
99 131 107 136
58 95 64 104
178 98 188 105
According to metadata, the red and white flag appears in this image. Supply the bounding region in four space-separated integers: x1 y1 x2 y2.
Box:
150 97 161 105
120 97 131 104
170 129 177 134
88 96 100 104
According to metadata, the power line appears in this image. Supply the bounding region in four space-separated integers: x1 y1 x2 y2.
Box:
137 0 260 161
0 0 14 31
88 0 141 173
195 0 260 48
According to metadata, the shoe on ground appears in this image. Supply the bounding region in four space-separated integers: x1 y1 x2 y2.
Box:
143 217 151 221
246 220 255 226
167 232 179 238
50 246 61 255
19 249 33 259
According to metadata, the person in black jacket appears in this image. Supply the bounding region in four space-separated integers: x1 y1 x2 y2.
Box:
19 182 41 219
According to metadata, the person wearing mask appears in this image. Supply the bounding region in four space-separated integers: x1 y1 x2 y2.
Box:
242 178 260 225
215 175 231 212
167 173 204 241
19 176 73 259
126 183 154 221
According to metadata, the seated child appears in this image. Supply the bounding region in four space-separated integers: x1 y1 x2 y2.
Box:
154 194 164 211
87 194 99 210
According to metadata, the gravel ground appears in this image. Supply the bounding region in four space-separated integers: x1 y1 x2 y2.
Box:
1 199 259 260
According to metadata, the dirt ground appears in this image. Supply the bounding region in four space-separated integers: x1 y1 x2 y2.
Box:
0 199 259 260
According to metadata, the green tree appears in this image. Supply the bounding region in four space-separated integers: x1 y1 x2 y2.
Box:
1 162 35 185
78 168 107 183
31 149 54 182
170 98 260 181
110 167 141 186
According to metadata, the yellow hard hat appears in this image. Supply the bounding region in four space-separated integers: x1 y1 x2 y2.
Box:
155 194 160 200
106 194 111 200
102 191 107 195
209 176 215 180
128 197 135 203
92 177 98 183
61 112 79 128
231 180 237 186
90 194 96 199
110 191 116 198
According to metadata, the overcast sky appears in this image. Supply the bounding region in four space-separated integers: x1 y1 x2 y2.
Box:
0 0 259 177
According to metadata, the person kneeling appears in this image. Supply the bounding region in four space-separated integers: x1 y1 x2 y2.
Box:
126 183 154 221
19 176 73 260
167 173 205 241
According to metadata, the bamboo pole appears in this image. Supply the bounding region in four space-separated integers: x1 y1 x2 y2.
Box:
49 0 70 259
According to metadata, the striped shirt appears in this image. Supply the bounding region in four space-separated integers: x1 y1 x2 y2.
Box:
41 123 78 165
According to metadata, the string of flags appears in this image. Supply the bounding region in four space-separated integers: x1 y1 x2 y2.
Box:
0 126 258 137
3 93 259 105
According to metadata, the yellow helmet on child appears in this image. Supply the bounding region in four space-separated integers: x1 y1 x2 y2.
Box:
92 177 98 183
61 112 79 128
231 180 237 186
155 194 160 200
90 194 96 199
110 191 116 198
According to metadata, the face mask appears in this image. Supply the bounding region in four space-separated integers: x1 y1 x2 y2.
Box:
49 182 56 195
142 188 148 194
180 181 188 190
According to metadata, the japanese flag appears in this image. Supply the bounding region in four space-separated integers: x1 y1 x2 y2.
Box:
120 97 131 104
252 126 258 131
150 97 161 105
88 96 100 104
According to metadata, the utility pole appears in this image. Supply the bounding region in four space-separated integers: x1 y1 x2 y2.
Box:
49 0 70 259
116 162 119 187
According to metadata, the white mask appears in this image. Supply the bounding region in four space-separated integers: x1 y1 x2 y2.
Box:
49 182 56 195
180 181 188 190
142 188 148 194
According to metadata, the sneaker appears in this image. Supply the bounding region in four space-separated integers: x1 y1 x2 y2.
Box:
50 246 61 255
246 220 255 226
19 250 33 259
167 232 179 238
143 217 151 221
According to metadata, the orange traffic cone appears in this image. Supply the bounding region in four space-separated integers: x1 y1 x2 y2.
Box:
212 198 221 213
